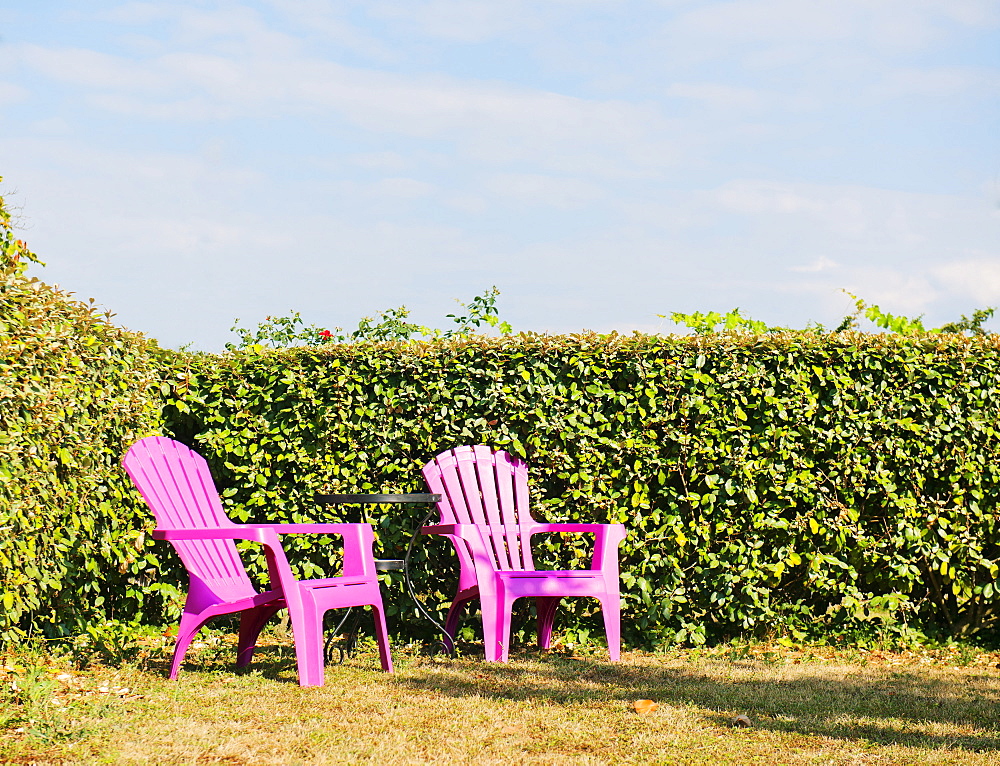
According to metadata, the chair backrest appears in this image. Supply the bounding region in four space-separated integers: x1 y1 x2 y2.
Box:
422 445 535 571
123 436 255 597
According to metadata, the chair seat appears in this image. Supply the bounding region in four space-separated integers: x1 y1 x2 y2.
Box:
496 570 615 598
498 570 606 578
302 575 381 590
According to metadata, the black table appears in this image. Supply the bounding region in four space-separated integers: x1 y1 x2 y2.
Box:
316 494 441 504
315 493 441 660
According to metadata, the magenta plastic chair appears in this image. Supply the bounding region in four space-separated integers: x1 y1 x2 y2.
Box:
122 436 393 686
421 445 627 662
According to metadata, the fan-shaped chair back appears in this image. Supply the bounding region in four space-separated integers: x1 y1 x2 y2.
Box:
124 435 255 602
423 444 535 571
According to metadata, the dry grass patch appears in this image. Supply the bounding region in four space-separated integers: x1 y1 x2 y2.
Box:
3 638 1000 764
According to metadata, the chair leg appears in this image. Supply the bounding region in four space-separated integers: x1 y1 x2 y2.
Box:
287 601 326 687
600 594 621 662
482 592 514 662
236 604 282 668
370 602 394 673
170 610 208 680
536 597 560 650
443 597 471 654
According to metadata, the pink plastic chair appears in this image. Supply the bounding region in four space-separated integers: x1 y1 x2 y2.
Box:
122 436 393 686
421 445 627 662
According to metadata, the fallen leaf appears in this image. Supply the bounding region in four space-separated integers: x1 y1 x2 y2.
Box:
633 699 658 714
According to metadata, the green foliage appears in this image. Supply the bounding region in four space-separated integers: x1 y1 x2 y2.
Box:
674 294 996 337
225 287 513 351
350 306 425 342
668 308 781 335
159 332 1000 648
226 306 428 349
226 311 331 351
838 292 996 336
0 178 43 278
1 660 62 742
932 308 995 336
65 619 153 668
839 292 930 334
0 194 170 644
441 286 513 337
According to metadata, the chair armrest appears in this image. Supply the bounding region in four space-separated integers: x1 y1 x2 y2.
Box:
153 527 279 544
249 523 372 536
251 523 377 578
154 526 298 591
528 523 627 572
529 523 626 536
421 524 500 586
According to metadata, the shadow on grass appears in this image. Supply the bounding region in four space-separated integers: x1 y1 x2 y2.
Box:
143 640 386 685
142 637 1000 754
394 649 1000 754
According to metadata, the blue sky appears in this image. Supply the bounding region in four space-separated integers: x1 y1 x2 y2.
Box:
2 0 998 349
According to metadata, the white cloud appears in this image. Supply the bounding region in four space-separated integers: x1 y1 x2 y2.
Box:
666 82 766 110
652 0 1000 108
932 259 1000 305
17 44 172 91
790 256 839 273
30 117 73 135
673 0 856 46
349 152 410 171
715 180 868 236
840 270 939 316
368 0 544 43
0 81 29 103
708 179 1000 248
365 177 436 199
869 65 1000 99
444 194 489 214
103 2 175 26
484 173 605 210
670 0 999 53
107 2 303 56
12 41 680 176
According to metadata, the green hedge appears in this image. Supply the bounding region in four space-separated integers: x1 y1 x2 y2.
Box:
159 333 1000 647
0 246 170 643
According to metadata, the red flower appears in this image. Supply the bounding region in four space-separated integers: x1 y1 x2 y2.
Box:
318 330 333 341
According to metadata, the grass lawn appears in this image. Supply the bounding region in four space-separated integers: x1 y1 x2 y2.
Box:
3 634 1000 764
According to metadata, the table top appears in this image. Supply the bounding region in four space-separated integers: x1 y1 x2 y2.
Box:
315 493 441 505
